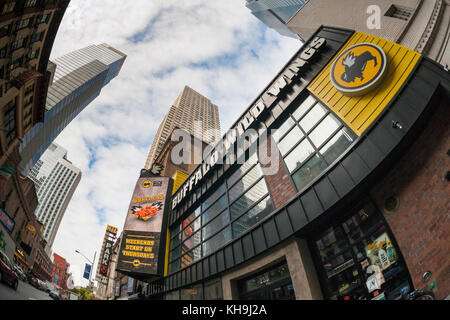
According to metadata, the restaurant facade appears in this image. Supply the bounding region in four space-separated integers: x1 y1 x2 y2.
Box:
139 26 449 300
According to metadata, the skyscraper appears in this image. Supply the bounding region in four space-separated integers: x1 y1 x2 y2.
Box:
28 143 81 255
245 0 308 39
18 44 127 175
144 86 221 169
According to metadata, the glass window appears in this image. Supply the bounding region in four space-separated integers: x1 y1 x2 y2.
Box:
181 245 201 267
201 183 226 211
320 128 355 165
181 284 203 300
227 153 258 187
272 117 295 142
181 216 201 241
181 230 202 252
228 164 263 203
232 196 274 238
203 227 231 257
291 154 328 192
277 126 304 156
284 139 315 173
202 194 227 225
309 114 341 148
299 102 327 133
164 290 180 300
202 209 229 241
230 179 269 220
293 95 317 121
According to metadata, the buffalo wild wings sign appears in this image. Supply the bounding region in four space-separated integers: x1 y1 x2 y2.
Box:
117 175 173 278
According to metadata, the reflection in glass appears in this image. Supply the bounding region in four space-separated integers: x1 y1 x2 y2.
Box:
299 102 327 133
230 179 269 220
291 154 328 192
284 139 315 173
272 117 295 142
309 114 341 148
319 128 355 165
202 194 227 225
293 95 316 121
232 196 274 238
227 153 258 187
202 209 230 241
228 164 263 203
277 126 304 156
203 227 231 256
201 183 226 211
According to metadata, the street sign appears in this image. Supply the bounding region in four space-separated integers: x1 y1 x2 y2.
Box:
83 264 92 280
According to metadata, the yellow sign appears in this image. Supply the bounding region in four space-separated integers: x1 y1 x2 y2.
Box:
330 43 386 96
26 224 36 233
142 180 152 188
106 225 118 235
308 31 421 136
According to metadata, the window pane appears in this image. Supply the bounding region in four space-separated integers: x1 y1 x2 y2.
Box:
203 227 231 256
293 95 316 120
291 154 328 192
181 230 202 251
230 179 268 220
232 196 274 238
202 209 229 241
272 117 295 142
320 128 355 165
201 183 226 211
181 283 203 300
228 164 263 203
277 125 304 156
299 102 327 133
284 139 315 172
202 194 227 225
204 278 223 300
309 114 341 148
182 216 201 241
227 153 258 187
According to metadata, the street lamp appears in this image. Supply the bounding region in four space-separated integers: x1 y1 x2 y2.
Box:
75 250 96 292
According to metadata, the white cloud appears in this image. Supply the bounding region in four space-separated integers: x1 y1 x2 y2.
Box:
50 0 300 287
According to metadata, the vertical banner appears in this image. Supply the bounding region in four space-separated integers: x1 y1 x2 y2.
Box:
83 264 92 280
117 176 172 277
99 240 113 276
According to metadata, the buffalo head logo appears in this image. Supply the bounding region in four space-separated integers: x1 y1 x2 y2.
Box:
341 51 378 83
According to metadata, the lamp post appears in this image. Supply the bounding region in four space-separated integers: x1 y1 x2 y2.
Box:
75 250 96 293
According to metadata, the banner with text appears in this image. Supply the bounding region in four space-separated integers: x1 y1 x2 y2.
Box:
117 176 172 277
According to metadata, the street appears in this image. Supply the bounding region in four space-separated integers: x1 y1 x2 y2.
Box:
0 279 52 300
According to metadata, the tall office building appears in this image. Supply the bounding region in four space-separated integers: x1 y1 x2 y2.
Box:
245 0 308 39
28 142 81 255
18 43 127 175
144 86 221 169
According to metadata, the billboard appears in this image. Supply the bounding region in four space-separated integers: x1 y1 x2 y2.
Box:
116 176 173 277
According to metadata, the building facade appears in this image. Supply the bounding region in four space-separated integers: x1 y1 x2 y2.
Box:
245 0 308 39
285 0 450 68
139 26 449 300
145 86 221 170
52 252 69 289
28 142 81 254
0 0 69 171
18 43 127 175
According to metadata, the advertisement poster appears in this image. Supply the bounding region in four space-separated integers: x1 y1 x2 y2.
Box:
117 176 172 277
365 232 397 271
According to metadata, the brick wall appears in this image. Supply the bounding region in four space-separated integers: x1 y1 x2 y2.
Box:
371 95 450 299
259 135 297 209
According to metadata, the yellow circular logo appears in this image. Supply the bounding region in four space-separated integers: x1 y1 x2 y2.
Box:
142 180 152 188
330 43 387 96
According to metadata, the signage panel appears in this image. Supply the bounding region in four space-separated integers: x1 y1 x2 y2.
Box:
0 208 14 232
99 239 113 276
83 263 91 280
117 176 172 277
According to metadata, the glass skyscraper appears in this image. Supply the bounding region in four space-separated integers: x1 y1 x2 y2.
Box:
28 143 81 255
18 44 127 175
245 0 308 39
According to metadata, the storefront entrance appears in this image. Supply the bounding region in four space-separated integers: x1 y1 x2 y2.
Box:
238 262 295 300
309 200 413 300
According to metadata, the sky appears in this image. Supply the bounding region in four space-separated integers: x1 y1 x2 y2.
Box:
49 0 300 287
